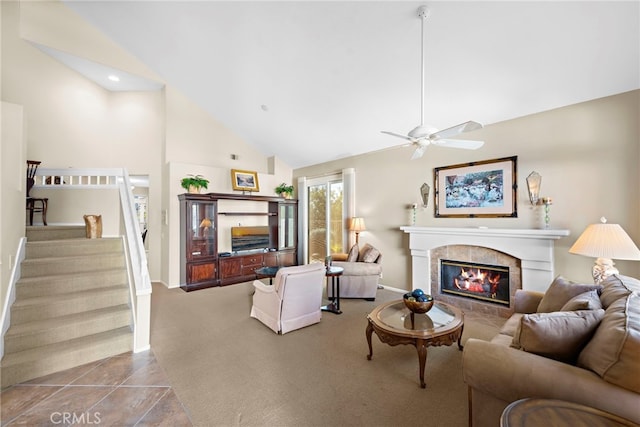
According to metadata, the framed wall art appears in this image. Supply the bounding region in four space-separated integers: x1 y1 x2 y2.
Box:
434 156 517 218
231 169 260 192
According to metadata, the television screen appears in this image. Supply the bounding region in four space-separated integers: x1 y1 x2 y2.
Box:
231 226 270 252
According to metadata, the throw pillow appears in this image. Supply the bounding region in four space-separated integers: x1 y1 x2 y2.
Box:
362 246 380 263
577 293 640 394
347 244 359 262
599 274 640 309
560 290 603 311
510 309 605 364
357 243 373 262
536 276 602 313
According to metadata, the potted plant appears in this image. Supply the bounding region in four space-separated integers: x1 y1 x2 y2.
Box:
275 183 294 199
181 174 209 194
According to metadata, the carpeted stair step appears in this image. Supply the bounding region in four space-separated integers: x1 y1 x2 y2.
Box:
20 252 125 278
1 225 135 389
3 304 131 353
26 225 86 241
15 268 128 298
0 327 132 389
10 286 130 324
25 238 122 259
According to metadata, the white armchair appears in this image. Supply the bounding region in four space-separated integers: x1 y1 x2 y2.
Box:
250 263 326 334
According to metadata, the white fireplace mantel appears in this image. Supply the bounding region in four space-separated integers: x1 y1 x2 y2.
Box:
400 226 570 293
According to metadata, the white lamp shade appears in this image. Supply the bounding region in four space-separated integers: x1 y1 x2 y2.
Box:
349 217 366 232
569 223 640 260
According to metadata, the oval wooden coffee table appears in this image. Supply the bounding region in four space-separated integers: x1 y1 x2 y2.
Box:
366 299 464 388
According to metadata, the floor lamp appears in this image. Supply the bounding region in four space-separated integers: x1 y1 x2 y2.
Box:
349 217 366 245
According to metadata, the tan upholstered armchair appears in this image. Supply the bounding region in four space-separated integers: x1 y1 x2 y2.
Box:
250 263 326 334
330 243 382 300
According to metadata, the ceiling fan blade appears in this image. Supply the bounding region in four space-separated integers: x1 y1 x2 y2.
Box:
411 143 428 160
431 121 483 139
381 130 413 141
431 139 485 150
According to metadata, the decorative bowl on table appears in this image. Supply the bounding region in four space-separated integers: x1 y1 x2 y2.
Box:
403 289 434 314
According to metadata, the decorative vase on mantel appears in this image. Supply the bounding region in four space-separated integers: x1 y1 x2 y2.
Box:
280 192 292 199
189 185 200 194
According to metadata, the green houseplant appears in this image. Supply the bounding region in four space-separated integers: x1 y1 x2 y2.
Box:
181 174 209 193
275 183 294 198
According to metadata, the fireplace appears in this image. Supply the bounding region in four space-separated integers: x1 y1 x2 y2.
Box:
440 259 510 306
431 245 519 316
400 226 570 317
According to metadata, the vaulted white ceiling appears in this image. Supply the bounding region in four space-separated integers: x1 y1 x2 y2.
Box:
63 1 639 168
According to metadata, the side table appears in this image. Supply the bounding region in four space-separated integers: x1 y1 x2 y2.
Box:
322 266 344 314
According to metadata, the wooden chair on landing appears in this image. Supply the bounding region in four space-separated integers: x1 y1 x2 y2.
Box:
26 160 48 226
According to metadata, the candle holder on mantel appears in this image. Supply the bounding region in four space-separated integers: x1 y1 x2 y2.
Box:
541 197 553 229
410 203 418 226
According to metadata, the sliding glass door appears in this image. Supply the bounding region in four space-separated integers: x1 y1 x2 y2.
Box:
307 178 343 263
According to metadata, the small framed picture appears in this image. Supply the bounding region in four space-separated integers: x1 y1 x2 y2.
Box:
231 169 260 192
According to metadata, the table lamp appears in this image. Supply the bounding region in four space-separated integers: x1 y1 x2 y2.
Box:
199 218 212 238
349 217 366 245
569 217 640 283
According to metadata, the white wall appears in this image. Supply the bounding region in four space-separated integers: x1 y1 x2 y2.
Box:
0 102 27 307
294 90 640 289
6 0 636 295
1 1 294 289
1 1 165 280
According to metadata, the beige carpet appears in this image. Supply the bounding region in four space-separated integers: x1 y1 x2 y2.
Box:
149 281 505 427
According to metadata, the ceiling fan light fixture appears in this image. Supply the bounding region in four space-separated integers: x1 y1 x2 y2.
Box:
380 5 485 159
408 125 437 139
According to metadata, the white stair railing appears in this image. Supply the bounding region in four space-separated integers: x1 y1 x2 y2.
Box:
34 167 152 352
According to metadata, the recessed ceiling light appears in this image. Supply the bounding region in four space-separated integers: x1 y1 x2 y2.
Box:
108 75 120 82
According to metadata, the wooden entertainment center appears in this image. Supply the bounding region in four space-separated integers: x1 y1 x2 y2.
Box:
179 192 298 291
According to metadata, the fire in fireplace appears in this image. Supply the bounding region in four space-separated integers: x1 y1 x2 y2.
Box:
440 259 510 306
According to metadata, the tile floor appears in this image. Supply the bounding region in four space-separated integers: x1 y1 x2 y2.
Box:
0 350 192 426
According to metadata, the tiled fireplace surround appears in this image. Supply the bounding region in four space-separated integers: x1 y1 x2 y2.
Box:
400 227 570 317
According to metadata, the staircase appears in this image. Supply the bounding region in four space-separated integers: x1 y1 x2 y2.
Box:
1 226 133 388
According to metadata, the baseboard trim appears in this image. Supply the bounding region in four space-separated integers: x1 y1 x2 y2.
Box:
1 237 27 359
378 284 406 294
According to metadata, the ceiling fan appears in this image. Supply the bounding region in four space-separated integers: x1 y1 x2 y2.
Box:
382 6 484 160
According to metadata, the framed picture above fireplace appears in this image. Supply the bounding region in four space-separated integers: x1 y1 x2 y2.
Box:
434 155 517 218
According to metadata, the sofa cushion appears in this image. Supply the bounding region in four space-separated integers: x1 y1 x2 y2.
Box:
347 244 359 262
536 276 602 313
599 274 640 308
560 290 603 311
510 309 604 363
357 243 371 262
362 246 380 263
498 313 523 337
577 292 640 393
